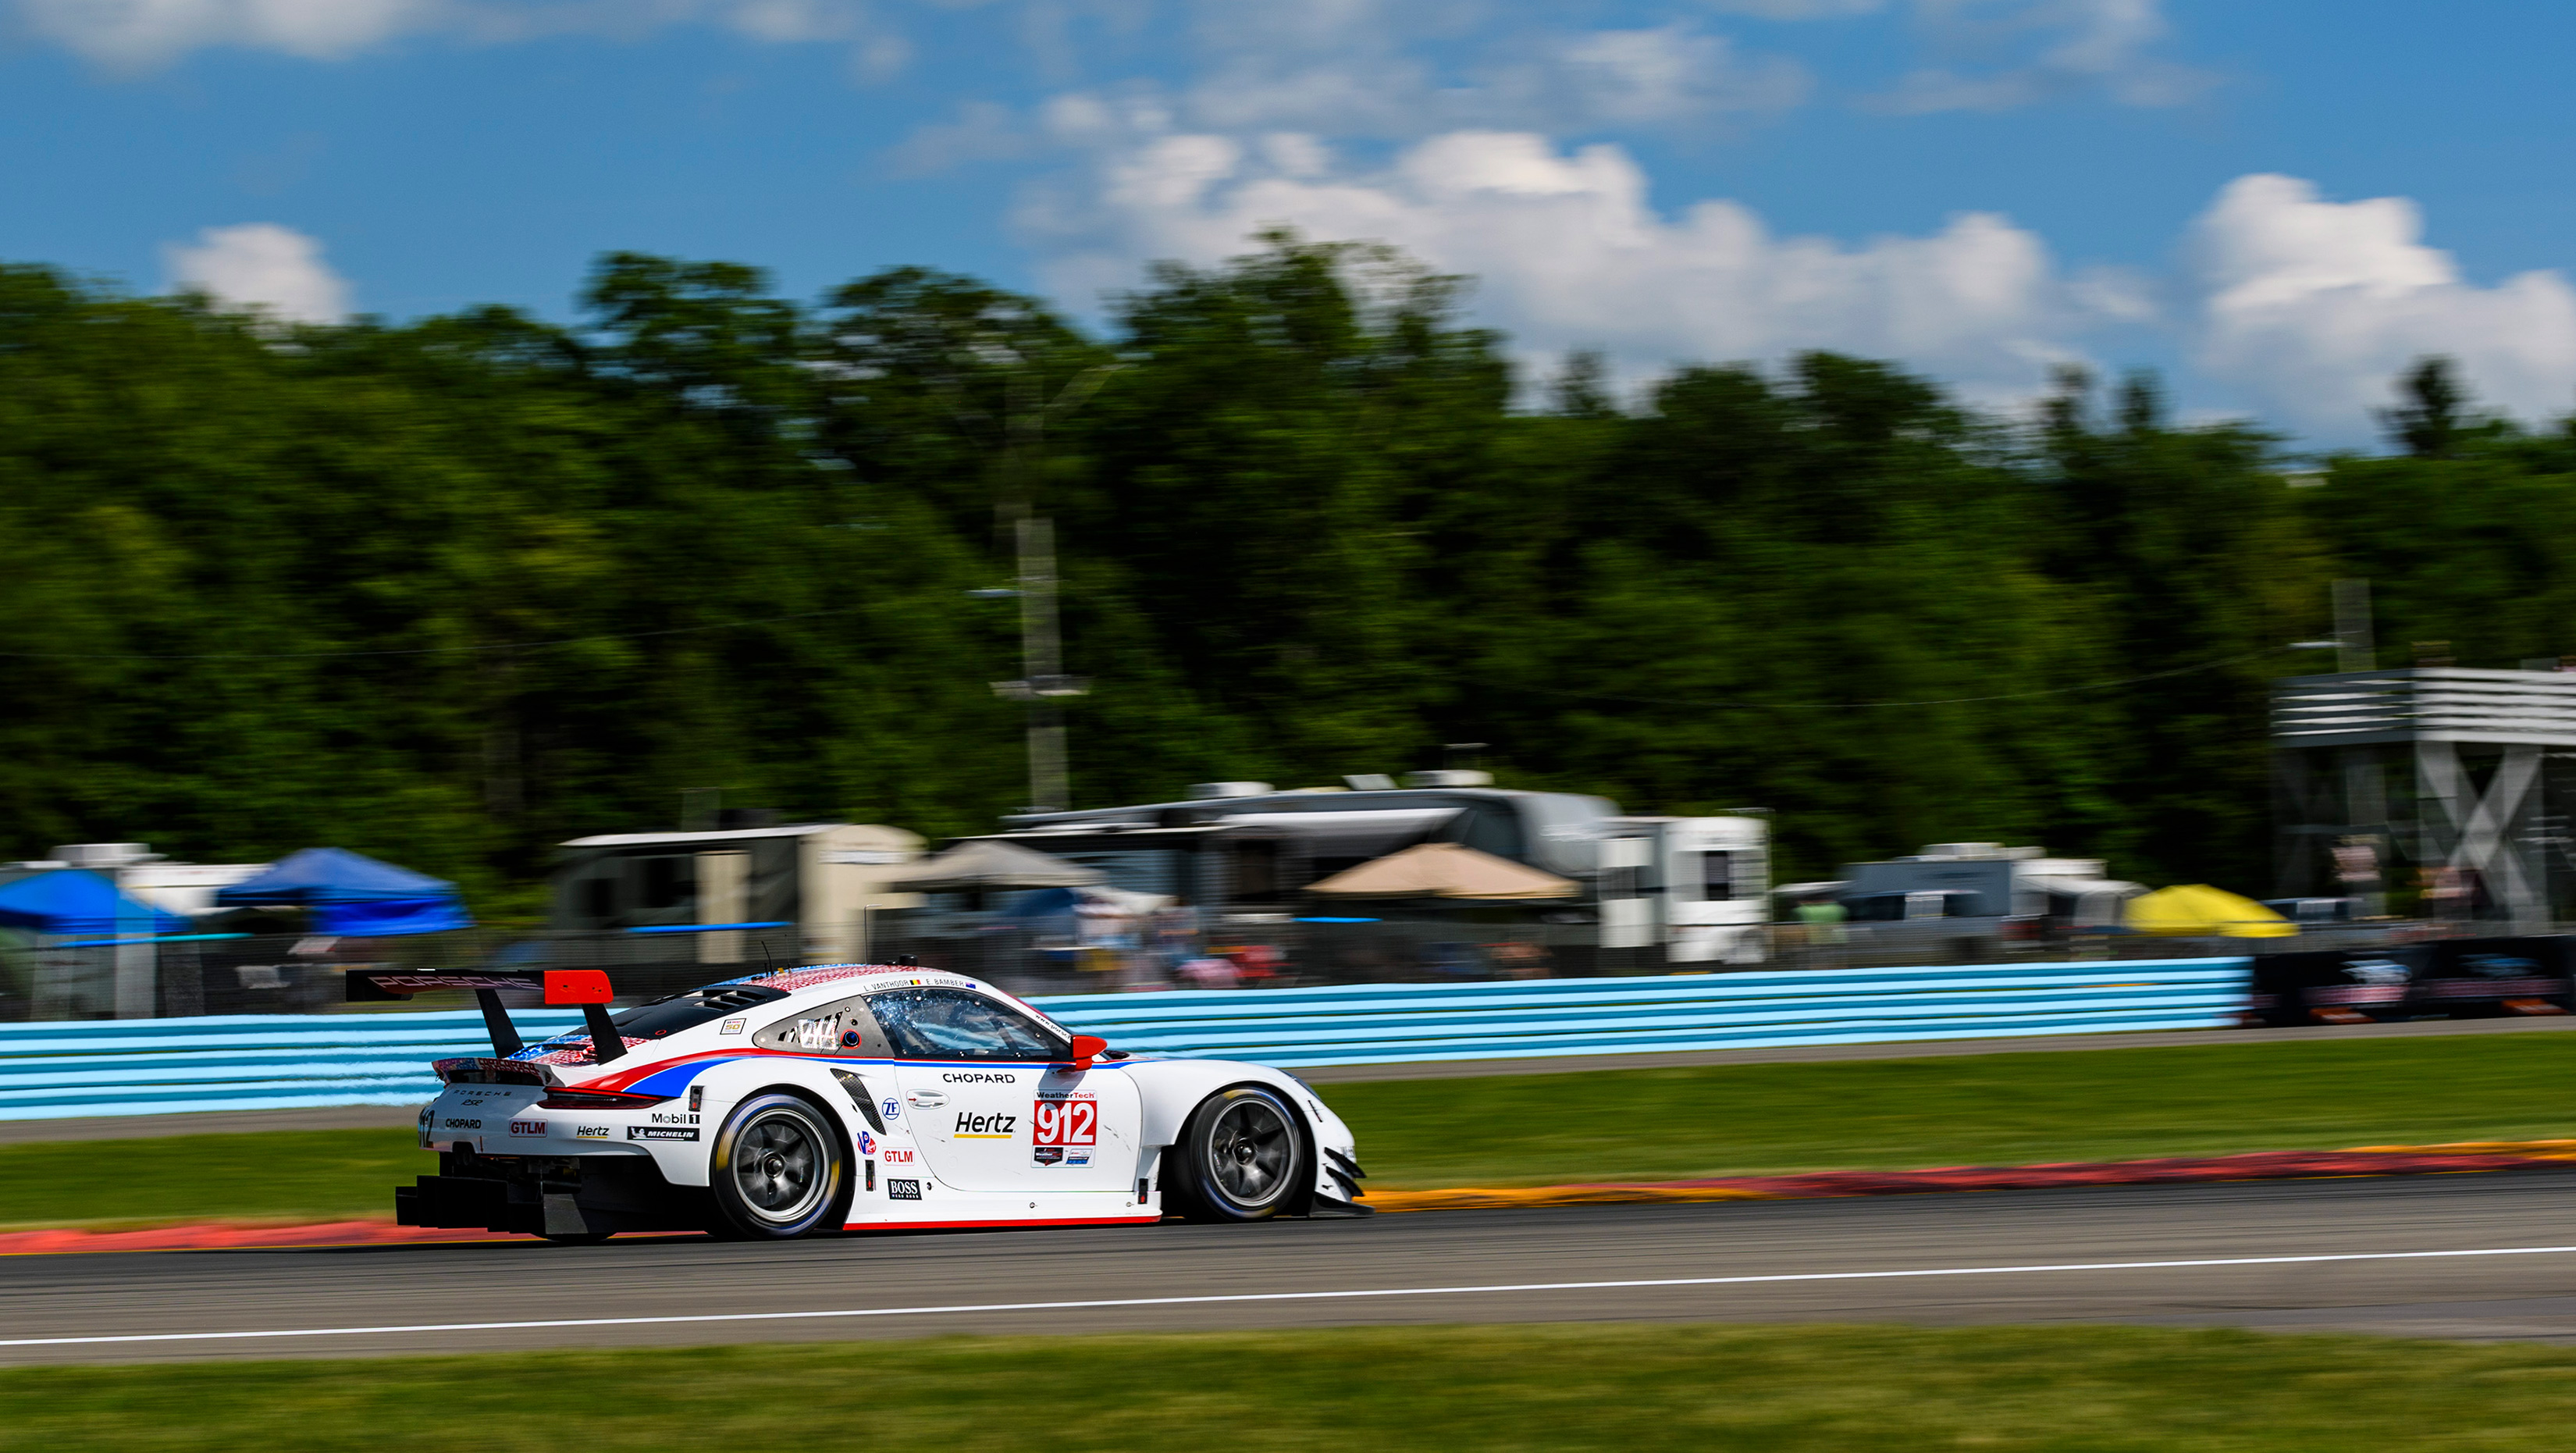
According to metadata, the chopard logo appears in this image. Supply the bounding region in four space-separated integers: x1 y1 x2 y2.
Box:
942 1072 1016 1084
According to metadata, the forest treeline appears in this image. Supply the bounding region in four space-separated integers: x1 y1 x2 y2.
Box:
5 235 2574 912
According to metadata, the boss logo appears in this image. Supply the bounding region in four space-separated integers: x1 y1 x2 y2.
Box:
887 1178 922 1201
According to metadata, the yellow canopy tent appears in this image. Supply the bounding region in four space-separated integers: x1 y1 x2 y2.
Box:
1305 842 1580 900
2121 883 2297 938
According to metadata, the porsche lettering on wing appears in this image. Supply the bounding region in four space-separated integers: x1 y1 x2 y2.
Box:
953 1111 1017 1139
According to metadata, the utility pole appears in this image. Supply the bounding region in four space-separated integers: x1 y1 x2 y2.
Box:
2333 578 2375 672
991 517 1086 811
985 362 1118 812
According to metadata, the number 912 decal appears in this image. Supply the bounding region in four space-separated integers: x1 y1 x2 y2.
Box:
1032 1094 1095 1166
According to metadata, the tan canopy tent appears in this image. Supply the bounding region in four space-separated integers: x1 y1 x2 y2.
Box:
877 839 1103 892
1306 842 1579 900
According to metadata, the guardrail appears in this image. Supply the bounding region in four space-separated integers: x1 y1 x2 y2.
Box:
1034 959 2252 1065
0 960 2249 1120
0 1010 589 1121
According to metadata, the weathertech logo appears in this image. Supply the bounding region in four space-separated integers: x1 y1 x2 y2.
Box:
953 1112 1017 1139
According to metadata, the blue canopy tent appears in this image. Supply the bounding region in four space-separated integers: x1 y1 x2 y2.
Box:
214 848 473 937
0 871 193 938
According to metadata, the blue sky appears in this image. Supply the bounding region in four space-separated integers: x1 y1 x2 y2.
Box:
6 0 2574 446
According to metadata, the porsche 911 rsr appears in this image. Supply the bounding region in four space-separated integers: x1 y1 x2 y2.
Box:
372 962 1368 1241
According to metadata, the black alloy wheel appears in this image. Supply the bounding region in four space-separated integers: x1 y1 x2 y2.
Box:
1170 1085 1308 1222
709 1092 851 1239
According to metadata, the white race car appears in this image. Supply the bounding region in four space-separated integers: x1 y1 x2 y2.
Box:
370 962 1368 1241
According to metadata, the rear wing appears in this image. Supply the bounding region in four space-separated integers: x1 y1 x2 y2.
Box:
346 967 627 1063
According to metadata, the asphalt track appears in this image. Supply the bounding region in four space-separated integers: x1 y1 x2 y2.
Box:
10 1168 2576 1365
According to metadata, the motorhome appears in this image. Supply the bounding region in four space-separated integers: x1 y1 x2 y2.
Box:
547 819 923 977
974 774 1770 966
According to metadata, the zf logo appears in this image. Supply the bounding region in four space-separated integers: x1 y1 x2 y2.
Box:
953 1111 1017 1138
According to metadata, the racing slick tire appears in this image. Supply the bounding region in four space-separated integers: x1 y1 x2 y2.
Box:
707 1091 852 1240
1165 1084 1308 1223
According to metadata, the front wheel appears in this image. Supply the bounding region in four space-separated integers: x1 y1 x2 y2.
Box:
708 1092 849 1240
1167 1085 1308 1222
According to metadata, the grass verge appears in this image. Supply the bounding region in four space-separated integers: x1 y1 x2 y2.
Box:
0 1130 429 1230
1322 1034 2576 1186
5 1033 2575 1227
9 1324 2576 1451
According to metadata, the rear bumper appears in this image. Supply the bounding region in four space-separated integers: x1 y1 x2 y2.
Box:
398 1152 707 1237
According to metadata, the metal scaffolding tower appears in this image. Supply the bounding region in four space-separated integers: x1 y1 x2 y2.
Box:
2272 668 2576 928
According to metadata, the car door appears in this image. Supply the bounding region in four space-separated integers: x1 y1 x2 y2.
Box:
872 988 1139 1195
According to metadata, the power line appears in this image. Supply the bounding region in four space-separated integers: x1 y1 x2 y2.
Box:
0 608 867 662
1457 645 2296 712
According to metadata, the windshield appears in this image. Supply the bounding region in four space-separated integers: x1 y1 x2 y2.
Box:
610 983 789 1040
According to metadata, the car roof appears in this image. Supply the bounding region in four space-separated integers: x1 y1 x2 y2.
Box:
706 962 994 1005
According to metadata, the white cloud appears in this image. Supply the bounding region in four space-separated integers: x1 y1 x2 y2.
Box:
1704 0 1887 16
1033 144 2576 442
1033 128 2106 404
894 16 1809 176
2189 173 2576 437
162 223 351 323
1489 26 1811 127
1879 0 2214 112
19 0 428 66
13 0 902 69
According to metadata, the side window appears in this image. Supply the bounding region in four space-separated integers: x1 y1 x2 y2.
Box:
870 988 1066 1061
752 997 893 1056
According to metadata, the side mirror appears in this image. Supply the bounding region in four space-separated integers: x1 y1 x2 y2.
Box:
1066 1034 1108 1071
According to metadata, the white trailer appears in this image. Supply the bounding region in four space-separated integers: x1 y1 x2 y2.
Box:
1603 815 1772 964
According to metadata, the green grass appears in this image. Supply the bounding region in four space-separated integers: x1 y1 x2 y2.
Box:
8 1034 2576 1228
1322 1035 2576 1187
7 1325 2576 1451
0 1130 430 1230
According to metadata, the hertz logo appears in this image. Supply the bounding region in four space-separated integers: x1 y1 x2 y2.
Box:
952 1111 1017 1139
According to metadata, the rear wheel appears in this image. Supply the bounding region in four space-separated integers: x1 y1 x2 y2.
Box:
709 1092 849 1239
1168 1086 1308 1222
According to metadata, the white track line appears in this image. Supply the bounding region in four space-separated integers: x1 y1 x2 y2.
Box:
9 1245 2576 1350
